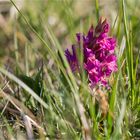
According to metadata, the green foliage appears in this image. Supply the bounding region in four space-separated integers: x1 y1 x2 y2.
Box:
0 0 139 139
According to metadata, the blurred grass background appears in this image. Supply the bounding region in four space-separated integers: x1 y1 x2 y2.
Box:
0 0 140 139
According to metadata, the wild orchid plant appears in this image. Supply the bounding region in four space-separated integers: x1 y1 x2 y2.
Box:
65 18 118 119
65 18 117 89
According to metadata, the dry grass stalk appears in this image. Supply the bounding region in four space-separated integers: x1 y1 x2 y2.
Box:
0 89 46 136
95 89 109 118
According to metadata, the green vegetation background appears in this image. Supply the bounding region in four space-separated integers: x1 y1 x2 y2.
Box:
0 0 140 139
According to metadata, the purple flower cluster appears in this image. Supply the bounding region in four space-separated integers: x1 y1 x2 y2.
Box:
65 18 117 87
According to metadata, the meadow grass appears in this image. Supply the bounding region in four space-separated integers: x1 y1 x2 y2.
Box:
0 0 140 139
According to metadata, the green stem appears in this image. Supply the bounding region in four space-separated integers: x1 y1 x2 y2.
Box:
95 0 99 21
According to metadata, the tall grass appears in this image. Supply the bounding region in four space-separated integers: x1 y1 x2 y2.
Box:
0 0 139 139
